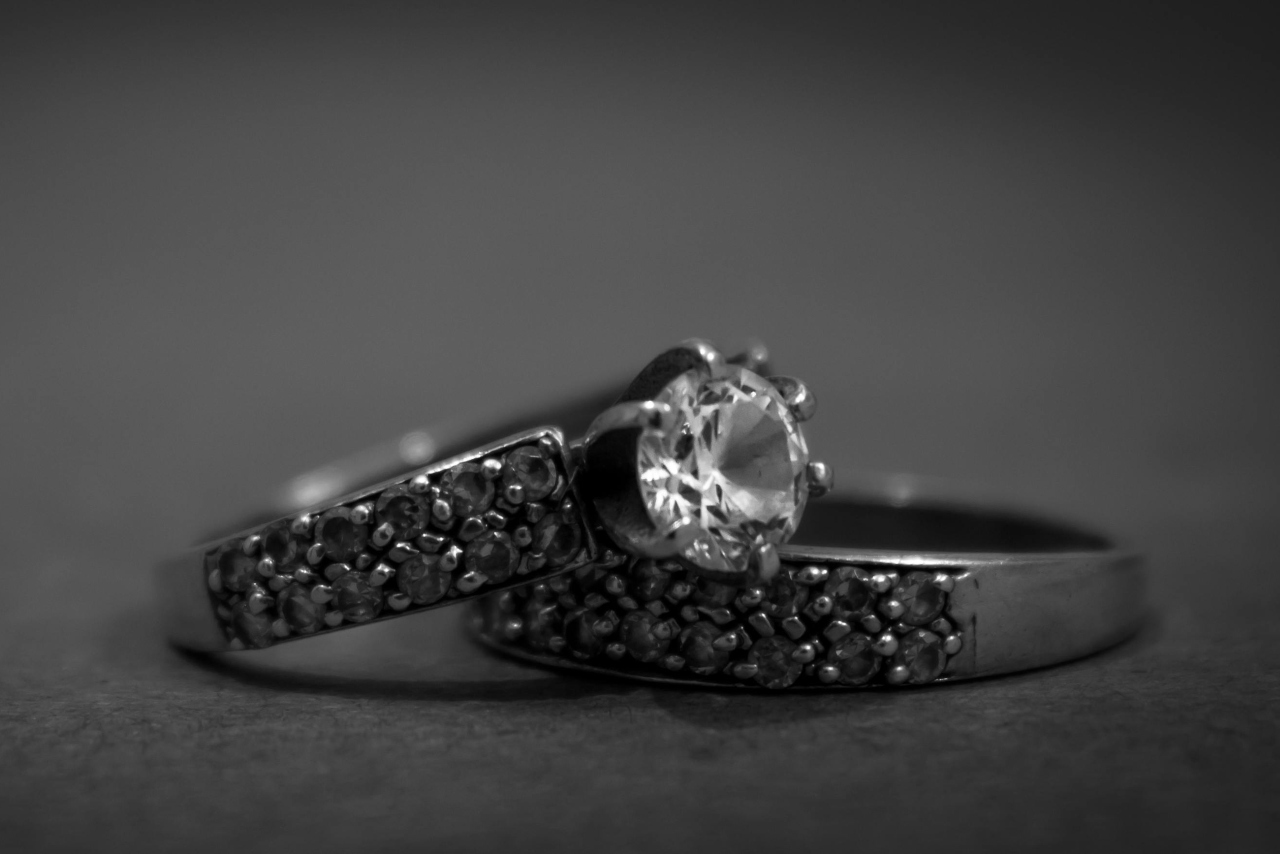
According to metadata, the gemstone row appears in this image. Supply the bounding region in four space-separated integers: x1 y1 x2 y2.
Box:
478 557 963 689
206 433 591 649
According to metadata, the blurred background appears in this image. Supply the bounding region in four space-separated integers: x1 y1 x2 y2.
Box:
2 2 1277 851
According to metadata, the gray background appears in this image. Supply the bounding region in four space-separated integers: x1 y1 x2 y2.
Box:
2 2 1278 851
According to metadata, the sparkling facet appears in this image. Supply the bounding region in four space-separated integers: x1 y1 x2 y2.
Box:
748 635 802 689
316 508 368 562
532 512 582 567
213 544 257 593
620 611 670 662
895 629 947 683
375 485 428 542
680 622 729 675
893 571 947 626
396 553 450 605
464 530 518 584
446 463 495 518
827 632 881 686
278 582 325 633
332 571 382 623
230 602 275 648
637 366 809 574
502 446 558 502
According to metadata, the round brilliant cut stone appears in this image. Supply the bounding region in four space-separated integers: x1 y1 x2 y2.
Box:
446 463 495 517
892 571 947 626
532 512 581 567
260 522 299 567
503 446 558 501
332 571 382 623
375 485 428 542
763 572 808 618
895 629 947 684
564 608 605 657
620 611 670 662
680 623 729 675
827 633 880 686
747 635 802 689
214 544 258 593
637 366 809 574
464 531 518 583
825 572 875 622
278 582 325 634
632 560 671 602
396 553 450 605
230 602 275 649
522 601 561 650
316 508 368 562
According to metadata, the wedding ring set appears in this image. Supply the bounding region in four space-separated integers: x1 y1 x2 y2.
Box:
159 339 1143 690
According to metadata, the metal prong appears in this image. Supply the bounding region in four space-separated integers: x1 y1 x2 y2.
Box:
748 541 781 584
730 340 770 373
807 461 834 497
584 400 677 445
679 338 728 378
768 376 816 421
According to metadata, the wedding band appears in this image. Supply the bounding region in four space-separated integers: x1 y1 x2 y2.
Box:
472 479 1144 689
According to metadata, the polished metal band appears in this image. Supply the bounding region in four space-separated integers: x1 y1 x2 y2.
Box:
471 476 1144 689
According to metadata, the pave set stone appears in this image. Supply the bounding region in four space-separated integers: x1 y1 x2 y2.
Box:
205 433 589 649
481 560 963 689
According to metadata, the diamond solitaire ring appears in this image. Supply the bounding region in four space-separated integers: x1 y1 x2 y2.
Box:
159 340 830 652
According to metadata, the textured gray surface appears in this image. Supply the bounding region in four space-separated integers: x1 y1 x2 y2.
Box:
2 3 1278 852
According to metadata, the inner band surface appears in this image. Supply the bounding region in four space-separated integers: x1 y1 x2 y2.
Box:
795 498 1111 553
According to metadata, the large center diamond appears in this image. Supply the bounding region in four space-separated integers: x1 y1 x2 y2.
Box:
637 366 810 574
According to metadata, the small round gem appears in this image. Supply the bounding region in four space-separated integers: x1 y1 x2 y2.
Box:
827 632 881 686
620 611 670 663
692 579 737 609
212 543 257 593
522 601 561 650
892 571 947 626
230 602 275 648
637 366 810 575
277 582 325 634
894 629 947 684
825 571 875 622
680 623 729 675
502 446 558 502
446 463 495 517
747 636 802 689
763 572 808 618
532 512 582 567
260 522 299 567
464 531 518 584
315 508 368 562
564 608 604 657
375 485 428 542
332 571 382 623
631 560 671 602
396 553 450 605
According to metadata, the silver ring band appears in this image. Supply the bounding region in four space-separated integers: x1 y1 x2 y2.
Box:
471 475 1144 689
